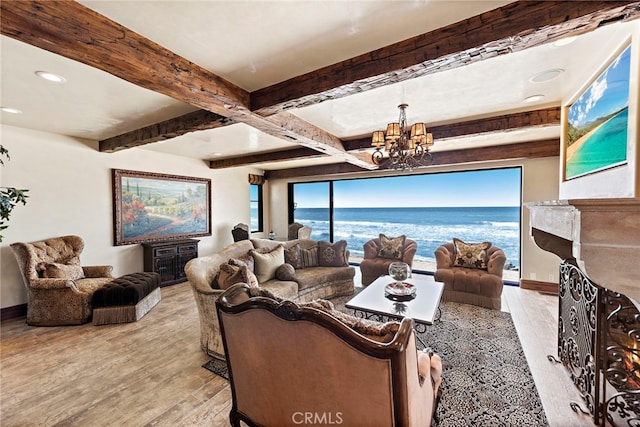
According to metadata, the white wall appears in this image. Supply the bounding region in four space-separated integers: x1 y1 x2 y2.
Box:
0 124 256 308
268 157 562 284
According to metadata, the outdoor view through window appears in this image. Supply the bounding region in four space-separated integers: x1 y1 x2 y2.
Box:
291 167 521 282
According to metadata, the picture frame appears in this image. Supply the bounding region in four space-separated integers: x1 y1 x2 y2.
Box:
112 169 211 246
563 43 632 181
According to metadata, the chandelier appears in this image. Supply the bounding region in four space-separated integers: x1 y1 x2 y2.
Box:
371 104 433 170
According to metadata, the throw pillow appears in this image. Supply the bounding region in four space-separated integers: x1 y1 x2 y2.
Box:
302 299 400 343
378 234 406 260
42 263 85 281
228 254 254 272
242 266 260 288
215 263 243 290
452 238 492 270
283 244 303 269
250 245 285 283
214 263 258 289
318 240 348 267
300 245 319 268
275 263 296 281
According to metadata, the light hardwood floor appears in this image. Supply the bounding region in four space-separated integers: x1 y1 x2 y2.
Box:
1 277 596 426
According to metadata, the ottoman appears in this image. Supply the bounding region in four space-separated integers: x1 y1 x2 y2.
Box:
92 272 161 325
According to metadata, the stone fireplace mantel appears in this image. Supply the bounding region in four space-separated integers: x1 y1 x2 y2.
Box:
526 198 640 302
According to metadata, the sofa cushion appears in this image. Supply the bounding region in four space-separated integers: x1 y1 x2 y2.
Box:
318 240 348 267
259 279 298 300
300 245 319 268
452 238 492 270
284 244 303 269
378 234 406 260
42 262 85 281
250 245 285 283
294 266 354 291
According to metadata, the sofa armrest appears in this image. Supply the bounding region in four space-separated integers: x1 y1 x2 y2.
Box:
487 249 507 277
434 245 452 269
29 278 77 291
82 265 114 278
363 240 379 259
402 240 418 266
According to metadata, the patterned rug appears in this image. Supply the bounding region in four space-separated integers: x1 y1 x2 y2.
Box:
204 292 548 426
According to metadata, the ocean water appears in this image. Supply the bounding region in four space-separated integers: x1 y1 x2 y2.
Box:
294 206 520 269
566 108 628 179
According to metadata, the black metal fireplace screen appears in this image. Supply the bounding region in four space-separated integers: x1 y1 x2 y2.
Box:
552 261 640 425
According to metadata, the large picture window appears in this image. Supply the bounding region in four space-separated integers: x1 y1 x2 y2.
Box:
290 167 521 281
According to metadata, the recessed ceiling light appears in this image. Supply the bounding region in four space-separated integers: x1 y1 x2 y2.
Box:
524 95 545 103
553 36 578 47
35 71 66 83
1 107 23 114
530 68 564 83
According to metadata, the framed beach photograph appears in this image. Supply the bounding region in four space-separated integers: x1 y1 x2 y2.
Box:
563 44 632 181
112 169 211 245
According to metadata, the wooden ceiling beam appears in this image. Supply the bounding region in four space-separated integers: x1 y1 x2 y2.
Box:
0 0 375 169
213 107 561 167
342 107 561 151
100 110 235 152
251 1 640 116
0 0 249 118
209 148 320 169
265 139 560 180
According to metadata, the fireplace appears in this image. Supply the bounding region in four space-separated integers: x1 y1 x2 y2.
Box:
527 199 640 425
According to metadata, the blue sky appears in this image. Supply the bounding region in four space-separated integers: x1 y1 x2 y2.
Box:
294 168 521 208
568 45 631 128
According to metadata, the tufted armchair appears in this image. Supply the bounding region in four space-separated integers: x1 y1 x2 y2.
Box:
217 283 441 427
10 235 114 326
359 236 418 286
434 242 506 310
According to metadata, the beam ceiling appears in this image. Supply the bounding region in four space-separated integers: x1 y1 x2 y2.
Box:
2 1 638 176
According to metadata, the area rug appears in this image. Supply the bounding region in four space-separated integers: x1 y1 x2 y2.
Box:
203 292 548 426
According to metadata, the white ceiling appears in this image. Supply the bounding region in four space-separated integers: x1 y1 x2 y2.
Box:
0 1 637 171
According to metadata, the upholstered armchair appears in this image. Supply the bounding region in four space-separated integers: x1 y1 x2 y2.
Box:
217 283 441 427
434 240 506 310
10 235 114 325
359 235 418 286
288 222 312 240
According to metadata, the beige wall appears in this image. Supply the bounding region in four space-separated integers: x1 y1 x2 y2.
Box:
0 125 258 308
268 157 562 283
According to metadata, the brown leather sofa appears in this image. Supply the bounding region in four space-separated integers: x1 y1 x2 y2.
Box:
434 242 506 310
217 283 441 427
185 238 355 359
359 237 418 286
10 235 114 325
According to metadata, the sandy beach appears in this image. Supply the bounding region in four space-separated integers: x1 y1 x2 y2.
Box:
566 116 613 161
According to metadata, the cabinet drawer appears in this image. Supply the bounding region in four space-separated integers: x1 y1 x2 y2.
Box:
154 247 177 257
179 244 197 254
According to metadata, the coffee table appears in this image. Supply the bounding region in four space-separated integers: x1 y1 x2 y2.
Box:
346 274 444 329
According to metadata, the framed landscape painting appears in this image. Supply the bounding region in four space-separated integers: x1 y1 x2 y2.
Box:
564 44 631 180
112 169 211 245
